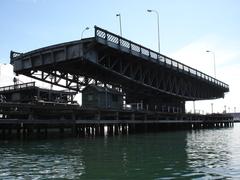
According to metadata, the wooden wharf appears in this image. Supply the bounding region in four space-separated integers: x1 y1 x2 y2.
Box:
0 102 233 140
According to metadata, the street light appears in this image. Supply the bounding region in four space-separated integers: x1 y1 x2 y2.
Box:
116 13 122 36
193 100 196 114
147 9 160 53
211 103 214 114
81 27 90 39
206 50 216 78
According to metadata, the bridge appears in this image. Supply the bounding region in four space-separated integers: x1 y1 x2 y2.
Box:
10 26 229 112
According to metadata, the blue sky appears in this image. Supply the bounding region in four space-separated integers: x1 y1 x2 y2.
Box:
1 0 240 113
1 0 239 61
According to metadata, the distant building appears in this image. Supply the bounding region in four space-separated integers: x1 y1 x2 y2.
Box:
230 113 240 121
82 85 123 109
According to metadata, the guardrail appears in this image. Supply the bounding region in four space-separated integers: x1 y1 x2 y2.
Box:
0 82 35 92
94 26 229 90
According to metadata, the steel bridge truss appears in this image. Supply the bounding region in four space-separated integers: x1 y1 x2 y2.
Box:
94 26 228 101
29 70 100 92
10 26 229 111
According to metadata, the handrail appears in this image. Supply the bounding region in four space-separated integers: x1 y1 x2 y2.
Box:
10 51 22 64
94 26 229 90
0 82 35 92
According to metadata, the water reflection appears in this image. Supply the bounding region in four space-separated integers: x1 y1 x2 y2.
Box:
1 125 240 179
186 125 240 178
96 132 194 179
80 133 189 179
0 141 85 179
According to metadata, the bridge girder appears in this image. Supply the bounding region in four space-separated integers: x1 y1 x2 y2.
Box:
10 26 228 107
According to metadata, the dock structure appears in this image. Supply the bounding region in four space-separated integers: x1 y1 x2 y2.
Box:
0 26 233 139
0 82 76 103
0 100 233 139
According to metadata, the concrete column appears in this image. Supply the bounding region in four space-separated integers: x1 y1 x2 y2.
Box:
100 125 104 136
108 125 113 136
122 124 128 134
128 124 135 134
114 125 119 135
86 126 91 136
17 128 21 139
79 126 85 137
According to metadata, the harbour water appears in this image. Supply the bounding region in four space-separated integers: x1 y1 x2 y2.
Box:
1 123 240 179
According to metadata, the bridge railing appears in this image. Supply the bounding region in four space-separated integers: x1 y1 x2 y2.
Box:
94 26 229 90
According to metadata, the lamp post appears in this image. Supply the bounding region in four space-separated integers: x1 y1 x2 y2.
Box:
211 103 214 114
147 9 160 53
206 50 216 78
116 13 122 36
193 100 196 114
81 27 90 39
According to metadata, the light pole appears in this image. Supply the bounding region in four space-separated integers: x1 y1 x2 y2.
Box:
193 100 196 114
206 50 216 78
81 27 90 39
116 13 122 36
211 103 214 114
147 9 160 53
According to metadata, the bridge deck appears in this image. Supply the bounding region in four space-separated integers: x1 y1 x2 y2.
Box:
10 26 229 105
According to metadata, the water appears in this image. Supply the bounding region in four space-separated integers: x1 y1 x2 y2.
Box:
1 124 240 179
